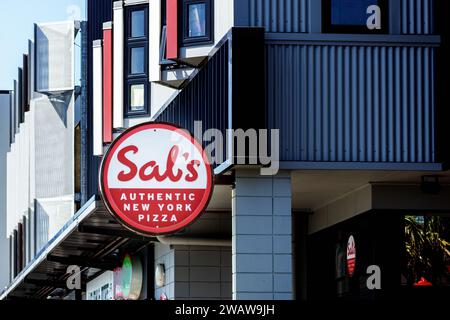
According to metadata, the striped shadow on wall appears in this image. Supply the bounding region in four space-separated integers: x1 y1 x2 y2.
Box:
401 0 436 35
267 43 437 163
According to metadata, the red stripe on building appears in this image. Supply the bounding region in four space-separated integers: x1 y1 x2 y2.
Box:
103 26 113 143
166 0 178 60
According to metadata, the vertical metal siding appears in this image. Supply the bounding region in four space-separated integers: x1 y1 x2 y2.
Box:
157 42 229 162
249 0 309 32
267 43 436 163
401 0 435 34
87 0 113 197
246 0 435 34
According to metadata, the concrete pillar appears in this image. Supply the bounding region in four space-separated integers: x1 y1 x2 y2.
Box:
232 170 293 300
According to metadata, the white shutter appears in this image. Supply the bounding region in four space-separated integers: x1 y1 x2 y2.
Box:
35 21 75 93
93 40 104 156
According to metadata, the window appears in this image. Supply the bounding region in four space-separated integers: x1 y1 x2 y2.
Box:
188 3 206 37
125 5 149 117
322 0 389 34
403 214 450 287
131 10 146 38
130 46 146 75
181 0 213 46
129 83 146 112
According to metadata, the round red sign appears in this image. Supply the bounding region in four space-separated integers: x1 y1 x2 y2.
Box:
347 235 356 277
100 122 213 235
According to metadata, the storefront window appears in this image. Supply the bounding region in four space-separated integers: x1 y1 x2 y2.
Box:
403 215 450 287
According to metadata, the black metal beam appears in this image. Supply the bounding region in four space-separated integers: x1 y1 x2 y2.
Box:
78 224 155 240
213 173 235 186
58 244 99 252
24 278 70 288
46 255 118 271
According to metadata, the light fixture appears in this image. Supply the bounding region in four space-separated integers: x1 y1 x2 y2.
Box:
155 264 166 288
420 175 441 195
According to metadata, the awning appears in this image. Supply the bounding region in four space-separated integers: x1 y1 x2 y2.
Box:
0 196 154 300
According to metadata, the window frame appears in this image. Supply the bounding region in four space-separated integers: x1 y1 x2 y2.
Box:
127 79 149 114
322 0 389 34
124 4 150 118
180 0 214 47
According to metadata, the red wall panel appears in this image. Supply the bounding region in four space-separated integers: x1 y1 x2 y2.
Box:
166 0 178 60
103 27 113 143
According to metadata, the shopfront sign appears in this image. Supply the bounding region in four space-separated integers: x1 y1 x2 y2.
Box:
100 122 213 235
113 254 143 300
347 235 356 277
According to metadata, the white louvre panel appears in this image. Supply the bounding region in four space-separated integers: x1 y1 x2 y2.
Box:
113 1 124 128
93 40 103 156
35 21 75 94
149 0 161 82
28 104 36 259
22 112 33 263
20 115 30 265
33 95 74 198
32 94 75 251
5 116 31 237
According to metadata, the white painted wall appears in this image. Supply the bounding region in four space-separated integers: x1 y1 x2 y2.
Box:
113 1 125 128
149 0 161 82
92 40 103 156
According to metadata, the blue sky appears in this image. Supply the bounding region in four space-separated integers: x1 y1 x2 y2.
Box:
0 0 86 90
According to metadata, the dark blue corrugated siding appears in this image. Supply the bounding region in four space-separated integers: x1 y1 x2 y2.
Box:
248 0 309 33
267 43 436 163
401 0 435 34
87 0 113 196
156 42 229 157
244 0 436 35
88 0 113 41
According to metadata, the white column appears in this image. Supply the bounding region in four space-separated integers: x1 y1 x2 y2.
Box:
149 0 161 82
232 170 293 300
93 40 103 156
113 1 124 128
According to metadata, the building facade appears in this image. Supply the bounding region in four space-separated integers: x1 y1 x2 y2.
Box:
1 0 449 300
